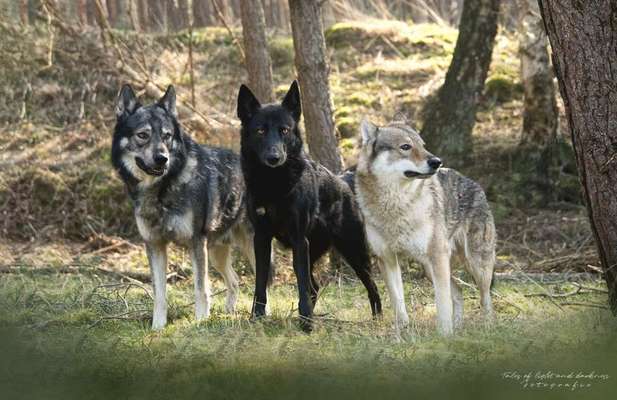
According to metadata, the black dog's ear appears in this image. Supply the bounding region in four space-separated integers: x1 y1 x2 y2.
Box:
282 80 301 121
158 85 177 118
115 84 139 118
237 84 261 123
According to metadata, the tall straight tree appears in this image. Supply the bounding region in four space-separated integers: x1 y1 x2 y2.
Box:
240 0 274 103
288 0 343 173
515 0 562 203
539 0 617 313
518 0 558 146
422 0 500 163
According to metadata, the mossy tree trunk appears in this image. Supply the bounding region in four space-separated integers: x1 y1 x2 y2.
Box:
288 0 342 174
539 0 617 313
240 0 274 103
421 0 500 164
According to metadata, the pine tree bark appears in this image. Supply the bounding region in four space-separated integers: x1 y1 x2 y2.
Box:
288 0 342 173
240 0 274 103
421 0 500 163
519 0 558 146
539 0 617 313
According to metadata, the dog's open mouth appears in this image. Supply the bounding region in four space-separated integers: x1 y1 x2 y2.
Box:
136 157 167 176
404 170 435 179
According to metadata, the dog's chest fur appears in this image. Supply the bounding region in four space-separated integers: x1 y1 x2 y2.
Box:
357 175 436 258
134 182 195 244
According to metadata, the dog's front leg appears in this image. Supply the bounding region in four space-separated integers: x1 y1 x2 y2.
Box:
146 242 168 330
292 237 312 332
429 252 454 336
191 237 210 321
378 252 409 328
252 229 272 318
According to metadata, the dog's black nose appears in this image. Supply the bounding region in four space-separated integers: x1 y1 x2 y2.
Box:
428 157 442 170
154 154 168 166
266 155 280 166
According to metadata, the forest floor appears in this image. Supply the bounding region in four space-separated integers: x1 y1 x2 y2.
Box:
1 19 613 399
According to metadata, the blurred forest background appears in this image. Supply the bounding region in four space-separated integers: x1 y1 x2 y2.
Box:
0 0 592 278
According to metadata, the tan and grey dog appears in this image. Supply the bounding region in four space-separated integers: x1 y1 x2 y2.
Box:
355 119 495 335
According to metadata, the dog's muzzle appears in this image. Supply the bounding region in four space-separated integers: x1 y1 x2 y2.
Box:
263 151 286 168
136 157 167 176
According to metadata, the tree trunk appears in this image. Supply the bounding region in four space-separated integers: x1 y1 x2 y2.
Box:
127 0 140 31
107 0 118 27
77 0 88 26
19 0 29 25
151 1 167 31
288 0 342 173
538 0 617 313
240 0 274 103
421 0 500 164
193 0 212 27
519 0 558 146
138 0 149 31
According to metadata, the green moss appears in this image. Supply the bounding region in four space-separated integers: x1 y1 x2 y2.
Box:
347 92 377 107
484 74 523 104
326 21 456 58
336 116 358 139
269 36 294 68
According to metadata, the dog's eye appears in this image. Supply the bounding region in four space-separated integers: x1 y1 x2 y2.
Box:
163 131 173 140
256 128 265 135
136 131 149 140
400 144 412 151
280 127 289 135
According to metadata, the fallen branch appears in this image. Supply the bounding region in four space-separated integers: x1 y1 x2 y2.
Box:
524 286 583 298
559 302 609 310
88 309 150 328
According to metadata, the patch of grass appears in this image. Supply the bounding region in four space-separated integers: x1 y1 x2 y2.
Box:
325 21 456 58
269 36 294 69
484 74 524 104
336 116 358 139
0 269 614 399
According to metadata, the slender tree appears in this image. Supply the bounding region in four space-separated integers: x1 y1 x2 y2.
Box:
518 0 558 147
239 0 274 103
421 0 500 164
512 0 564 204
288 0 342 173
538 0 617 313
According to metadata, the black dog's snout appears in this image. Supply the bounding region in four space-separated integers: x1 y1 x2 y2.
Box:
266 155 281 166
428 157 442 170
154 153 168 166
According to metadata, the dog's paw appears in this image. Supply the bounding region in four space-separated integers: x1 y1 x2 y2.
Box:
395 311 410 328
298 316 313 333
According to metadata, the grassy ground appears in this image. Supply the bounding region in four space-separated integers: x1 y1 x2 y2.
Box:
0 266 615 399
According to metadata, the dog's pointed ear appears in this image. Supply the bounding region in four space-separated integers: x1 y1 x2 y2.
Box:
158 85 177 118
282 80 301 121
237 84 261 123
360 118 378 146
115 84 139 118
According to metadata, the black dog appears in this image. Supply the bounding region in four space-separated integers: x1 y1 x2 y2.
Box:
237 81 382 331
